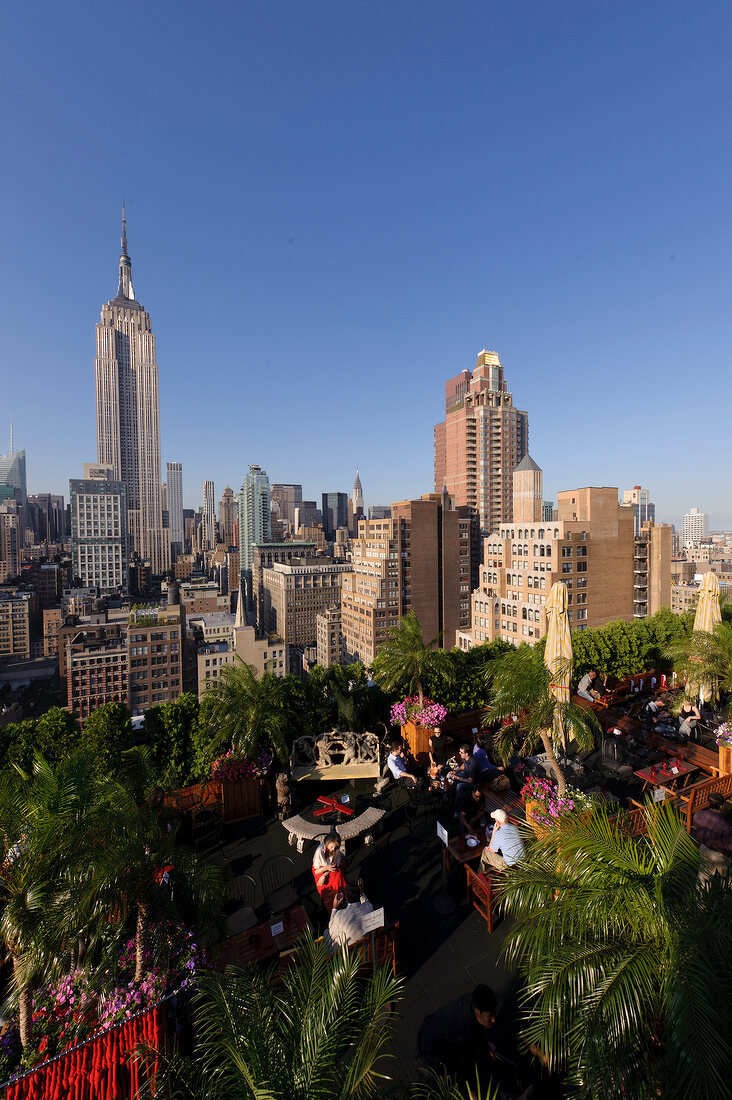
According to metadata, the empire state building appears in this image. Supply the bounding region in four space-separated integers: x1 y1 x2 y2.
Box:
94 212 169 575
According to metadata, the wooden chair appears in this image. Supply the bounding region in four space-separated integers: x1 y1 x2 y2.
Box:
349 922 399 976
260 855 298 915
465 864 495 933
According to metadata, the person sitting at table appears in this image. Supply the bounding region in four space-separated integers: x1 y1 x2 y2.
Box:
312 830 348 911
387 738 425 787
478 808 525 874
693 793 732 880
577 669 603 703
324 878 375 951
645 697 676 735
449 743 484 826
678 699 701 741
472 742 509 790
428 725 451 779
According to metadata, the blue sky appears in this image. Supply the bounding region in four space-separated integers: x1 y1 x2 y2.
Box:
1 2 730 527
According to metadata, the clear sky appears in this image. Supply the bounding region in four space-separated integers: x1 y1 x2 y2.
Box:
1 2 730 528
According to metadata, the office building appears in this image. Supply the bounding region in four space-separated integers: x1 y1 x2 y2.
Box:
27 494 66 544
0 591 34 660
434 350 529 535
166 462 184 559
341 491 478 665
0 502 20 583
295 500 320 530
65 624 128 721
682 508 709 547
203 480 216 550
633 521 672 619
252 541 319 629
321 492 348 541
623 485 656 537
219 486 237 549
261 558 352 646
70 465 128 594
316 605 345 667
42 607 62 657
94 210 169 574
271 484 302 529
127 604 184 713
239 465 271 604
0 427 28 528
465 474 634 649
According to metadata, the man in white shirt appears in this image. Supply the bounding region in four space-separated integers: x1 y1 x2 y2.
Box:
387 738 424 787
479 809 525 873
325 880 375 950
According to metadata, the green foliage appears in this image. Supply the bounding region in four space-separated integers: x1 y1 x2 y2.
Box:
34 708 82 763
145 933 404 1100
500 802 732 1100
81 702 134 776
144 693 201 791
0 720 40 773
666 620 732 713
572 608 693 684
371 610 456 704
422 641 512 713
205 658 297 763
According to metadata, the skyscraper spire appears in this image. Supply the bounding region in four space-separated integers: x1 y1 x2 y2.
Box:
116 203 135 300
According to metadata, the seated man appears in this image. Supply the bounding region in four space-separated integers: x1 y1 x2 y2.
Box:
387 738 424 787
472 743 508 789
325 879 375 951
417 985 497 1090
645 697 676 735
479 808 525 873
449 743 484 824
694 793 732 879
577 669 603 703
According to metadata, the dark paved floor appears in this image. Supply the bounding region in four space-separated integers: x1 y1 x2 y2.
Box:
203 777 564 1097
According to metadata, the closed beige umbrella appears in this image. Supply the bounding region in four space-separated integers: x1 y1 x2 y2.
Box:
545 581 572 745
689 572 722 704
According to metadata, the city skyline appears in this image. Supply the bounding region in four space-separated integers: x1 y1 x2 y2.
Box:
2 4 731 527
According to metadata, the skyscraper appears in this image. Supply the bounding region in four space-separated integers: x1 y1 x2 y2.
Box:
239 465 271 606
94 210 169 574
434 350 529 535
353 470 364 513
623 485 655 536
219 486 237 548
0 425 28 532
166 462 184 560
70 464 129 594
203 480 216 549
321 492 349 541
682 507 709 547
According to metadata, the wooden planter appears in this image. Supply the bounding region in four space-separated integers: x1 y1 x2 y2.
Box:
222 776 262 822
719 745 732 776
400 721 433 768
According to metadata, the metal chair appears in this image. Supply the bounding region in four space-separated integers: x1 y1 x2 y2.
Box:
260 855 298 915
225 874 258 936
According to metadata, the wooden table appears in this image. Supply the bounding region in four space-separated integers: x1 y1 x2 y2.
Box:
216 904 311 970
634 761 698 794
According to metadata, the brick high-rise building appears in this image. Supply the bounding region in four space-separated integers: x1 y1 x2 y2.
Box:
94 210 169 575
219 486 237 549
633 521 672 619
341 490 478 665
261 558 351 647
466 473 634 649
434 350 528 535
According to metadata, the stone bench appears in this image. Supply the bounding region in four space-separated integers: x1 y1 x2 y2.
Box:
282 806 386 854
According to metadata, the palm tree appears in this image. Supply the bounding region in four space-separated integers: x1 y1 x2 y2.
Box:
0 751 102 1048
371 610 455 706
87 748 226 982
141 933 403 1099
206 657 295 762
666 620 732 714
499 802 732 1099
486 644 600 795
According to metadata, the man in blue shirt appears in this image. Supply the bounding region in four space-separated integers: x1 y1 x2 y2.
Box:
479 809 525 873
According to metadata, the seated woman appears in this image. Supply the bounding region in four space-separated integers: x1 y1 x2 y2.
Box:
678 699 701 741
312 831 348 912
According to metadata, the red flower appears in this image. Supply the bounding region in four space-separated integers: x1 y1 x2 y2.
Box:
38 1037 48 1054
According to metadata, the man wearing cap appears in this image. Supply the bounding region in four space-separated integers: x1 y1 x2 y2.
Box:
479 809 525 874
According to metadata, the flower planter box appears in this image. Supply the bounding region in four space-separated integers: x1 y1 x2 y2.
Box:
400 721 433 769
222 776 262 822
719 745 732 776
164 780 223 813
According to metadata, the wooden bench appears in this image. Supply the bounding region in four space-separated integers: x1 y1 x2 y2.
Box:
672 772 732 832
480 786 525 823
657 737 720 777
282 807 385 853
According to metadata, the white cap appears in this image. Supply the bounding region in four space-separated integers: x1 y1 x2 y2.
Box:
490 808 508 823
